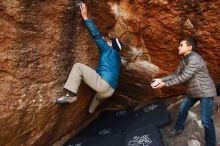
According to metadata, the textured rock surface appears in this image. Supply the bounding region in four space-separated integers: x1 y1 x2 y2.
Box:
0 0 219 145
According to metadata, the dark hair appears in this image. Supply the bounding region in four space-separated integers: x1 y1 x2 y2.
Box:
184 37 197 51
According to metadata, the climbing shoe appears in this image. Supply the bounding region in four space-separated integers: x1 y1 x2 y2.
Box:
55 95 77 104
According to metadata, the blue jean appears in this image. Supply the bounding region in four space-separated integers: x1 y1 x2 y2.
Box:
175 96 216 146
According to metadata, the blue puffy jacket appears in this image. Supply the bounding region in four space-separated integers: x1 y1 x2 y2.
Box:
84 19 121 89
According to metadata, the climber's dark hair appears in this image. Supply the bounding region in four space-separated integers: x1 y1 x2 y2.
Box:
184 37 197 51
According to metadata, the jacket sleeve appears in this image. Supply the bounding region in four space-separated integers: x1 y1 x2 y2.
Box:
84 19 109 52
163 56 201 87
161 63 181 82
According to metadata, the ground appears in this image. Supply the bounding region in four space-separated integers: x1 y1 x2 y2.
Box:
161 97 220 146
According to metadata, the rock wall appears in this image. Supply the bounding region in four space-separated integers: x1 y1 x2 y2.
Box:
0 0 219 145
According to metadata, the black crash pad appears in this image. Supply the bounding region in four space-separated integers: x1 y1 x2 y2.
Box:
64 126 164 146
64 101 170 146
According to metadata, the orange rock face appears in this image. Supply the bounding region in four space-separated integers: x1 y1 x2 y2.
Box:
0 0 219 145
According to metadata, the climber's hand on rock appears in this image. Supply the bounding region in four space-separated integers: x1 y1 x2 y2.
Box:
80 3 88 20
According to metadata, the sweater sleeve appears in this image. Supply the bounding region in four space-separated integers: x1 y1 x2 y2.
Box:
84 19 109 52
163 56 201 87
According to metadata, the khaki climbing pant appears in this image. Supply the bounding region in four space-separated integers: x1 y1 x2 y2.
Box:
64 63 115 113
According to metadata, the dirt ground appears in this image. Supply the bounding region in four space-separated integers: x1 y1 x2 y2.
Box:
161 97 220 146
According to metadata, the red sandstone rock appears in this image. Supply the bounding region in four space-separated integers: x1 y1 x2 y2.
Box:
0 0 219 145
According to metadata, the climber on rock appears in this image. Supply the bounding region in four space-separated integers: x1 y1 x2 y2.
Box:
55 3 123 114
151 37 217 146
